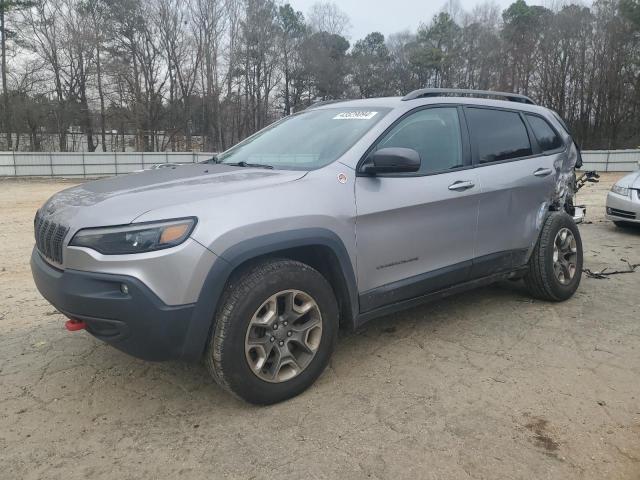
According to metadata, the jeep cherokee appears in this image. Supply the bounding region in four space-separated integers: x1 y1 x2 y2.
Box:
31 89 584 404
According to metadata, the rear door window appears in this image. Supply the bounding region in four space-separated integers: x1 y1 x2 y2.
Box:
465 108 532 164
525 114 564 152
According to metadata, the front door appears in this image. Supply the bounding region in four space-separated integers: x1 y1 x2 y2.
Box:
355 106 480 312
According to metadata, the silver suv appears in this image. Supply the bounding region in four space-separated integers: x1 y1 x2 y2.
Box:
31 89 584 404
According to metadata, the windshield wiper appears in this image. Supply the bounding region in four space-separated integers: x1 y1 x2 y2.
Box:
225 161 274 169
201 156 219 164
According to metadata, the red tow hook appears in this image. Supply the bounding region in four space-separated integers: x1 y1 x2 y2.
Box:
65 318 87 332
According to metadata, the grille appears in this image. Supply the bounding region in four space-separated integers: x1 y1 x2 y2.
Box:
608 207 636 219
34 211 69 264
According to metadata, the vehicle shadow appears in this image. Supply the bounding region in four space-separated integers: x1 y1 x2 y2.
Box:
338 279 533 344
611 222 640 234
71 279 542 412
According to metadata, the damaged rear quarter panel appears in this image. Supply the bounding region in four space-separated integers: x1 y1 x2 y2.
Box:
529 137 580 259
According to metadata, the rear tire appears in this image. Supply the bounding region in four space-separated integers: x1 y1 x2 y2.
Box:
524 212 583 302
205 259 339 405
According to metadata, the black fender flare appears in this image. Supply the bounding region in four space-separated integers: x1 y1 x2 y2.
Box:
180 228 359 360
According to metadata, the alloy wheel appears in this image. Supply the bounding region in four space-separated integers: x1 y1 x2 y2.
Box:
244 290 323 383
553 227 578 285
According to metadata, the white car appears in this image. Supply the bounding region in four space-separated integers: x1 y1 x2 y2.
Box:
606 170 640 227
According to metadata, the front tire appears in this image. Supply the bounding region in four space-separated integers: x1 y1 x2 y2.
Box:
205 259 339 405
524 212 583 302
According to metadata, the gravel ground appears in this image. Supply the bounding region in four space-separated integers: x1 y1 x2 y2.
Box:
0 173 639 480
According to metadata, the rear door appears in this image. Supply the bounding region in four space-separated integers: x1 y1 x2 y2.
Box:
355 106 480 312
465 107 562 277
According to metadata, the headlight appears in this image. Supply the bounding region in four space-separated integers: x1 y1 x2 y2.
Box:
70 218 196 255
611 184 630 197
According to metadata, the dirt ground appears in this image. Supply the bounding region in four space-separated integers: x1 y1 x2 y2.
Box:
0 173 639 480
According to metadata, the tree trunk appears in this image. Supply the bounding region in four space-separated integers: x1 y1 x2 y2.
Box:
78 51 96 152
95 42 107 152
1 7 12 150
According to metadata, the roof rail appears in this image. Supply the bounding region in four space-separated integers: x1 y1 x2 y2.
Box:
402 88 536 105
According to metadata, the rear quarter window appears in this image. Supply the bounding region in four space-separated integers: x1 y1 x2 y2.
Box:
526 114 564 152
465 108 532 164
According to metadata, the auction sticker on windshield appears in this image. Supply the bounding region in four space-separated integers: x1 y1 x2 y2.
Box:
333 111 378 120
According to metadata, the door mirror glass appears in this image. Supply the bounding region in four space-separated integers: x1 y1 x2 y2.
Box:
362 147 421 175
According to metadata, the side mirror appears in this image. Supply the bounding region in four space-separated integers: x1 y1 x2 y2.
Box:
361 147 421 175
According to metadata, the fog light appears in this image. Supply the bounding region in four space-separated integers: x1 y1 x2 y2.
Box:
120 283 129 295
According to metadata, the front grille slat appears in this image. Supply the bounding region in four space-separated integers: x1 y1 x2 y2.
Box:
609 207 637 219
44 220 55 258
39 219 50 256
34 215 42 252
51 226 69 263
34 211 68 264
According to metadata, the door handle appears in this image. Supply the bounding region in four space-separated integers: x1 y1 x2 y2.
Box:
448 180 476 191
533 168 553 177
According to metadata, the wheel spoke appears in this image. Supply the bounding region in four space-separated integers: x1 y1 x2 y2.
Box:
267 350 283 381
281 291 294 317
560 260 572 280
270 349 301 382
246 331 270 346
251 297 277 326
246 343 274 373
553 261 563 280
291 313 320 331
293 293 314 315
552 228 578 285
304 325 322 352
555 234 563 250
289 330 314 354
283 291 315 322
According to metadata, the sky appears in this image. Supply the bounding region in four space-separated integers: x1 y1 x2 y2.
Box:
288 0 548 41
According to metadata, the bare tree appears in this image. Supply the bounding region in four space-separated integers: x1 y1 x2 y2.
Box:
277 3 306 114
5 0 640 153
21 0 73 151
84 0 108 151
308 1 350 37
157 0 202 151
191 0 226 150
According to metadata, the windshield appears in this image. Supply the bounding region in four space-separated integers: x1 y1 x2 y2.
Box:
217 107 390 170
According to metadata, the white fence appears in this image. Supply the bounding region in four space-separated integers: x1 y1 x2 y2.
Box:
0 151 215 177
579 150 640 172
0 149 638 177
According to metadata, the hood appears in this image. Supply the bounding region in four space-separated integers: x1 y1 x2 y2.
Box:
616 170 640 188
41 164 306 228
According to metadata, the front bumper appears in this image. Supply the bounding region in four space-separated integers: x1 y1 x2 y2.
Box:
606 191 640 223
31 248 197 361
